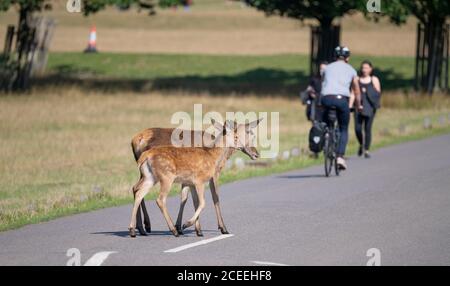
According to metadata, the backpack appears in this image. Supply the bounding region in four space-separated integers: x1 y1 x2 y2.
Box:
308 121 326 153
366 88 381 110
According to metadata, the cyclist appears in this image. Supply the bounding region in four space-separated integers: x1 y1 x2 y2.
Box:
321 46 362 170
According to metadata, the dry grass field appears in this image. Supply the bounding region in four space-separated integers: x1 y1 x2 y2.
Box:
0 0 417 56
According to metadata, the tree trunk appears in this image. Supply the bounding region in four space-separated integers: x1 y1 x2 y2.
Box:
415 20 448 94
14 7 36 90
310 19 340 76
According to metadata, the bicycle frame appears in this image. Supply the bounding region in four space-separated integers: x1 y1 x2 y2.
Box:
323 108 340 177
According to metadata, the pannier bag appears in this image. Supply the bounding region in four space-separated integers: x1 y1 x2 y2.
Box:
308 121 326 153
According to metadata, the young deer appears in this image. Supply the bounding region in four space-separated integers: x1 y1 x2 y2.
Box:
130 127 212 236
128 119 261 237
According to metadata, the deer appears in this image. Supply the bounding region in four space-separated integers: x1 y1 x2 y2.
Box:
130 127 211 236
130 121 231 236
128 119 262 237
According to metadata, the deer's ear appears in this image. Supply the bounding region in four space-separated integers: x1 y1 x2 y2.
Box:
246 118 263 130
211 118 224 131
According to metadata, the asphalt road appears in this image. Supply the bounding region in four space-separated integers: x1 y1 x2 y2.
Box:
1 134 450 266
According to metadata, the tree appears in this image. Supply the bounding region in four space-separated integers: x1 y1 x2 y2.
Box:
244 0 361 75
0 0 184 90
365 0 449 94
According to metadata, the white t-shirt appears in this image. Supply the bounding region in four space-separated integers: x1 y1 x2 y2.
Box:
321 60 357 97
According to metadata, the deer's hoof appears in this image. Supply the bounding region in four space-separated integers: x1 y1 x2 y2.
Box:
219 227 229 235
175 225 184 235
196 230 204 237
171 229 180 237
137 227 147 236
129 228 136 238
145 226 151 233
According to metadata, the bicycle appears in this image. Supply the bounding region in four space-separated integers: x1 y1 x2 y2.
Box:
323 107 340 177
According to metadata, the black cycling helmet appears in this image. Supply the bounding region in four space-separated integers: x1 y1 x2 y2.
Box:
335 46 351 59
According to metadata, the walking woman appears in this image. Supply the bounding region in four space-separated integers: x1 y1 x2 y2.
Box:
354 60 381 158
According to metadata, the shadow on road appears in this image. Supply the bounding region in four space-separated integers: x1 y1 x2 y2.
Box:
277 174 326 179
91 229 218 237
91 230 176 237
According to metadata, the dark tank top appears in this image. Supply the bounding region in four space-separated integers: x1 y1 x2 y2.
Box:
359 77 377 117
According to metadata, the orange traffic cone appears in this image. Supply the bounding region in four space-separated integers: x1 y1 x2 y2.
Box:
84 25 98 53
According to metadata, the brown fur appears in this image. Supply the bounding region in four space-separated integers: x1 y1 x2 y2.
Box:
131 128 208 161
137 146 234 186
131 127 218 235
128 120 261 237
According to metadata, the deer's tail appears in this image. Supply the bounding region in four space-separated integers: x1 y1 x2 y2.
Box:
131 136 142 162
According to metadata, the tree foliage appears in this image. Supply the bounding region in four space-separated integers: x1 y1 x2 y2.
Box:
0 0 185 15
0 0 49 12
364 0 450 25
244 0 362 28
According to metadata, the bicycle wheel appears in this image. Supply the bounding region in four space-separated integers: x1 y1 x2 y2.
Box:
324 133 333 177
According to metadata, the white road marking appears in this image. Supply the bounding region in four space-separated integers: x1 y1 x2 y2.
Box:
84 251 117 266
164 234 234 253
251 261 289 266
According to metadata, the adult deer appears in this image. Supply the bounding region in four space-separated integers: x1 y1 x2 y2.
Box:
128 119 261 237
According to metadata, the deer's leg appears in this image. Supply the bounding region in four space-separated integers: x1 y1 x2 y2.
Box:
133 147 150 233
129 176 154 238
140 198 151 233
135 199 146 236
156 179 178 237
210 178 229 234
182 183 205 230
190 186 203 237
175 185 190 235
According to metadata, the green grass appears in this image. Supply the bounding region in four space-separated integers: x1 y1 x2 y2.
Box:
42 52 418 94
47 53 304 79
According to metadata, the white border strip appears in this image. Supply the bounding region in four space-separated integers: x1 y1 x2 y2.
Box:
164 234 234 253
251 260 288 266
